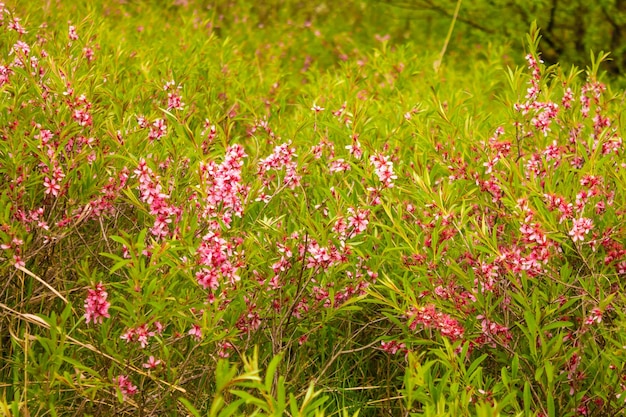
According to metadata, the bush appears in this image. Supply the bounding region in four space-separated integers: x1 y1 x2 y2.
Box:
0 2 624 416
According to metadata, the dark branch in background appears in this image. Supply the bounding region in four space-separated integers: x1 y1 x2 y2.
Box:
512 0 564 64
603 1 626 74
374 0 496 34
547 0 557 34
367 0 626 75
422 0 495 34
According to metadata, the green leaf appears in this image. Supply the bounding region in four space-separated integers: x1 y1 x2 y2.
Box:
178 397 201 417
523 381 531 416
265 352 284 392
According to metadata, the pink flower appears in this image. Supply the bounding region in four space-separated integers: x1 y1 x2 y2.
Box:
345 134 362 159
381 340 406 355
12 41 30 56
13 255 25 269
83 47 95 62
584 308 603 325
148 118 167 141
217 340 234 358
569 217 593 242
114 375 138 400
188 324 203 341
369 153 397 188
68 25 78 41
347 207 369 238
9 17 27 35
311 103 324 112
43 177 60 197
142 356 163 369
167 92 185 110
406 304 465 341
84 283 110 325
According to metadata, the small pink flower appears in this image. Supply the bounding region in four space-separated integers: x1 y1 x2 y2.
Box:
68 25 78 41
84 283 110 325
188 324 202 341
153 321 164 334
142 356 163 369
148 118 167 140
369 153 397 188
167 92 185 110
83 47 95 62
217 340 234 357
381 340 406 355
43 177 61 197
584 308 603 325
13 255 25 269
114 375 138 400
9 17 27 35
120 328 135 343
569 217 593 242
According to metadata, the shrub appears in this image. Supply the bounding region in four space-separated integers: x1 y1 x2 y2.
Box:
0 2 624 416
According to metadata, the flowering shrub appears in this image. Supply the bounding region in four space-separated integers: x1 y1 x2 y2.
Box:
0 2 624 417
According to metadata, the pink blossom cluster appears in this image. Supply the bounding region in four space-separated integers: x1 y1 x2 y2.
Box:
406 304 465 342
332 102 352 127
524 53 542 100
1 234 26 268
235 297 262 334
8 16 27 35
247 117 278 141
195 230 241 291
167 92 184 111
133 158 180 239
84 282 110 325
69 94 93 127
120 322 163 348
83 46 95 63
36 129 67 198
302 239 346 270
380 340 406 355
345 134 363 159
580 81 606 118
114 375 138 400
509 200 556 277
88 168 130 217
163 80 185 110
569 217 593 243
11 204 51 234
346 207 370 238
562 87 574 109
475 315 512 348
257 141 301 190
329 159 350 173
188 323 203 341
333 207 370 240
0 64 12 86
68 25 78 41
310 259 377 308
201 119 217 153
148 118 167 141
217 340 234 358
514 100 559 137
197 144 247 227
584 307 603 325
311 137 335 160
544 193 574 223
369 153 397 188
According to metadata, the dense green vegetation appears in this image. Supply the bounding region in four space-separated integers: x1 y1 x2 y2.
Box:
1 1 625 416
